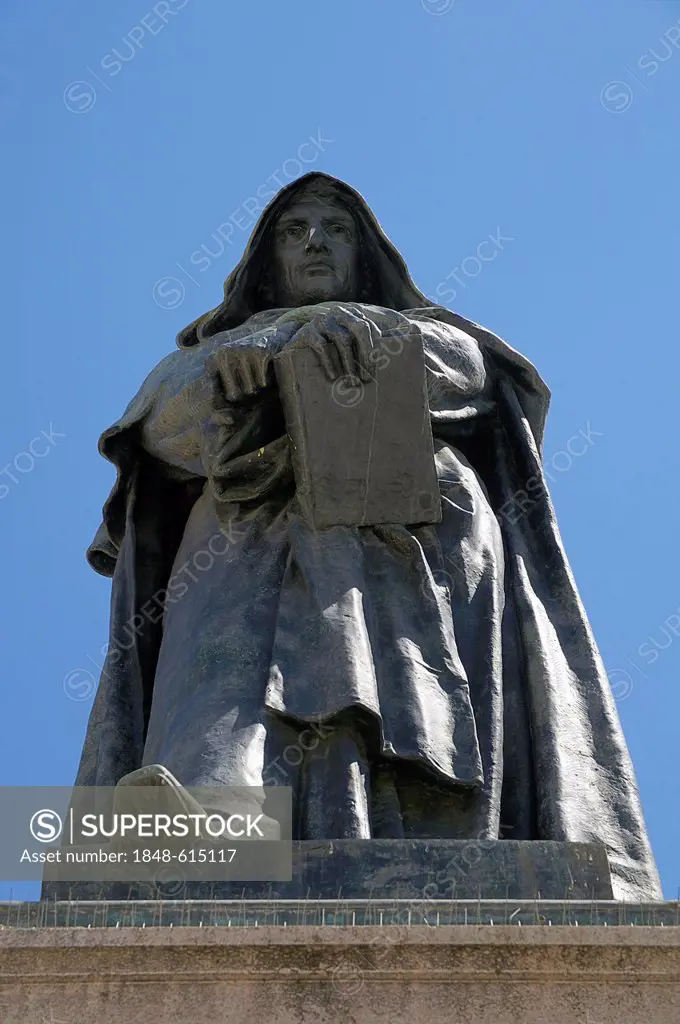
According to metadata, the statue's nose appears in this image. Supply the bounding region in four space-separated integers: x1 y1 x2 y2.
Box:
305 226 328 251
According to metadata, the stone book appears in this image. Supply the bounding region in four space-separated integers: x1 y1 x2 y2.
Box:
274 335 441 530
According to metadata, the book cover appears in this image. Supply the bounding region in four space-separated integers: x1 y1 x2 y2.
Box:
274 335 441 529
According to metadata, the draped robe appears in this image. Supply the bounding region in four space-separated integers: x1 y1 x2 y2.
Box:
71 174 662 901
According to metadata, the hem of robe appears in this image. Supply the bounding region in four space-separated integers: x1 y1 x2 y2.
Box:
263 699 485 791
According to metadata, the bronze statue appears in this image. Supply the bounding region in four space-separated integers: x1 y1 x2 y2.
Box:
74 173 661 901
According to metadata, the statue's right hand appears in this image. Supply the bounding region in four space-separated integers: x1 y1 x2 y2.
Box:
275 306 380 382
206 322 301 402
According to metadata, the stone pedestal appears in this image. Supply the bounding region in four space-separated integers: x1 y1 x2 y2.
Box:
1 902 679 1024
42 839 613 901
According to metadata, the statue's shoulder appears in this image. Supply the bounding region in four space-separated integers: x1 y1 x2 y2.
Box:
127 316 278 407
125 349 191 408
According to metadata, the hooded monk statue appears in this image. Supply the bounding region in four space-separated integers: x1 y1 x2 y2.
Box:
72 173 661 902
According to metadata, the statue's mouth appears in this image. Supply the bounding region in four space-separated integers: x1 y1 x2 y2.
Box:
303 262 334 274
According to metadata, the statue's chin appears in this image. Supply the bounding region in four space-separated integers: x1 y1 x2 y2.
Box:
290 286 352 306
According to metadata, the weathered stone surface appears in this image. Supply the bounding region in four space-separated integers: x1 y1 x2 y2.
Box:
1 919 679 1023
251 838 613 900
42 839 613 902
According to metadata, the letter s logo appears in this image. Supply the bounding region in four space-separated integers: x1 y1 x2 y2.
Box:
30 809 63 843
600 81 633 114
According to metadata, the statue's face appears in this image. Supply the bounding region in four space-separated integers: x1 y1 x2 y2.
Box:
272 197 359 306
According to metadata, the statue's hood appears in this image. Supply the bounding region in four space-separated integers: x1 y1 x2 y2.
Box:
176 172 431 348
175 172 551 451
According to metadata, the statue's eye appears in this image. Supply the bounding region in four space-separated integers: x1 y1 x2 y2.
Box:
328 223 350 238
284 224 304 239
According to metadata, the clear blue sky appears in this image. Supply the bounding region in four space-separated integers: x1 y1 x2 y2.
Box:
2 0 679 899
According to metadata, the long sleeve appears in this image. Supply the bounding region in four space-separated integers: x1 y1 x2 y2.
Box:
86 347 222 575
402 309 495 424
137 354 209 479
